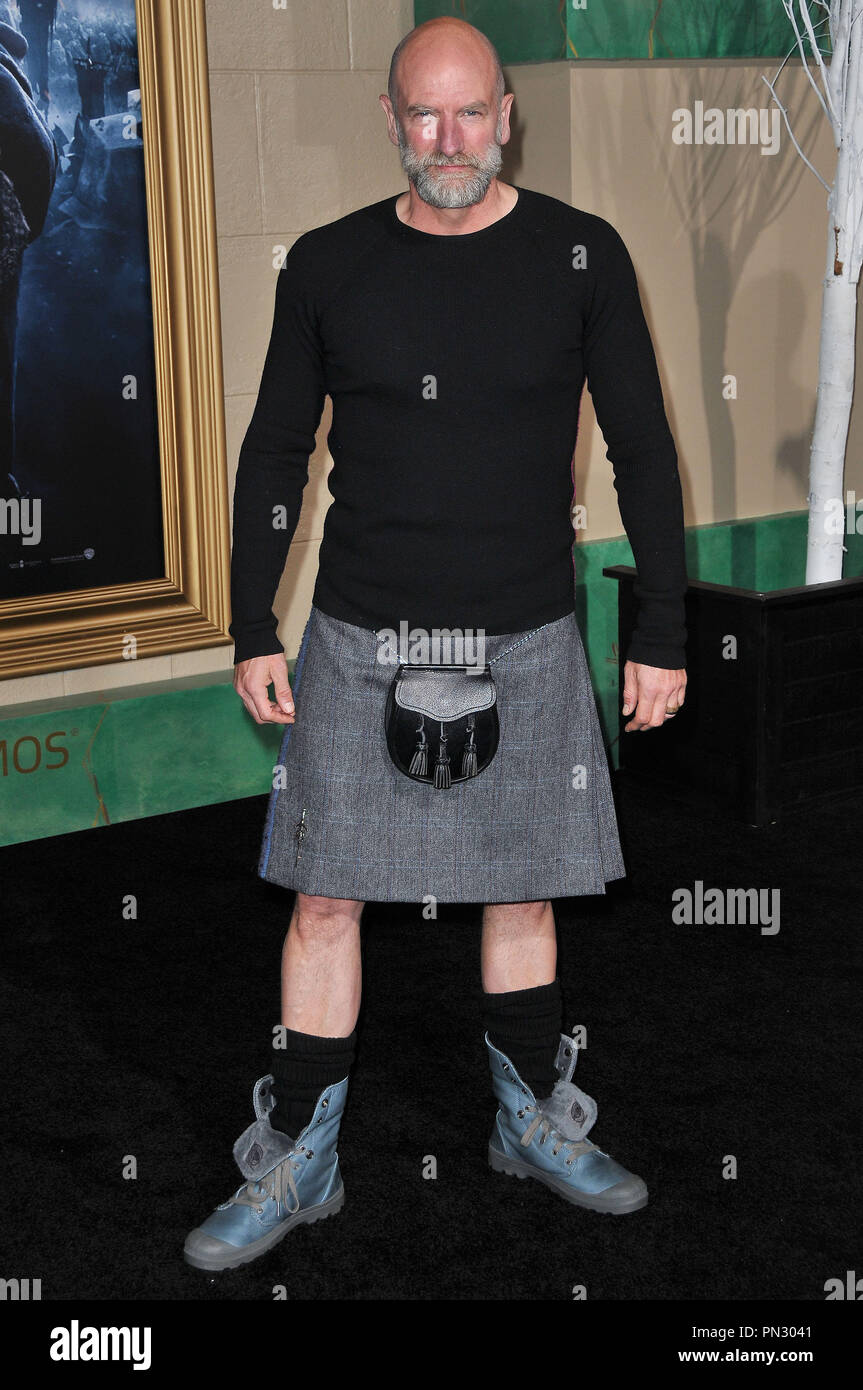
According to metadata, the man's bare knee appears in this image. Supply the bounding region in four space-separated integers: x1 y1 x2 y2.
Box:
292 893 364 941
485 899 551 925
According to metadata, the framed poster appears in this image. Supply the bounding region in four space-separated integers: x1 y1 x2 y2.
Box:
0 0 230 678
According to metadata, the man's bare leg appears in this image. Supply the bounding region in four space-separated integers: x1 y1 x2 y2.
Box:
281 893 364 1035
265 892 364 1143
480 900 556 993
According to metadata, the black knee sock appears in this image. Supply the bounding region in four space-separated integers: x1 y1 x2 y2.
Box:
482 979 563 1099
268 1027 357 1139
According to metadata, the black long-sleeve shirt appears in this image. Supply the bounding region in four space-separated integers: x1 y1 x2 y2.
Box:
229 185 687 668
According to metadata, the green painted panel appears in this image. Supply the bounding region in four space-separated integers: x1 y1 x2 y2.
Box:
413 1 822 63
0 674 285 848
413 0 568 64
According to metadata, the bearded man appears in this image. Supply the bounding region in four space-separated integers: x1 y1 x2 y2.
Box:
185 16 687 1272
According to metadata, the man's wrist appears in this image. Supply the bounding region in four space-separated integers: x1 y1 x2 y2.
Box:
625 639 686 671
232 635 285 666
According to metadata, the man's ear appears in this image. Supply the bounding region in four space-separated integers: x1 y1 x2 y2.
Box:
498 92 515 146
379 94 400 147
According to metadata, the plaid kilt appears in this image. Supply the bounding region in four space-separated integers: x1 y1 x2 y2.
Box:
258 604 625 904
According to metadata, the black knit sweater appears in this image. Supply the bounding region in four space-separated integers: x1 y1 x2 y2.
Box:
229 185 687 668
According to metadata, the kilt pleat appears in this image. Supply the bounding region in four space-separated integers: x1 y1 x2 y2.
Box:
258 605 625 903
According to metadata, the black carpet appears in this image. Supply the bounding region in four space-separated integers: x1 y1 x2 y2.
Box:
1 775 860 1303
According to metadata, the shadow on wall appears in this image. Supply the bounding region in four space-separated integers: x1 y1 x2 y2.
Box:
565 62 823 594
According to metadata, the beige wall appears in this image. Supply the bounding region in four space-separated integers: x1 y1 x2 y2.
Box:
4 3 856 706
561 60 862 539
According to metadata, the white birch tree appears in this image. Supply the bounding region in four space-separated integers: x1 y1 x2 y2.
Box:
763 1 863 582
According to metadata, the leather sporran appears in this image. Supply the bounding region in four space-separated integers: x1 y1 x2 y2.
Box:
384 663 499 788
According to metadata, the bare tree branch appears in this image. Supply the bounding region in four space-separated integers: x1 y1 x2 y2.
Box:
761 73 832 187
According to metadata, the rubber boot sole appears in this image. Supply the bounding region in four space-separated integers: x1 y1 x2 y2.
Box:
184 1185 345 1271
488 1145 648 1215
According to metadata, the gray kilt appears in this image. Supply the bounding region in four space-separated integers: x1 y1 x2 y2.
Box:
258 604 626 903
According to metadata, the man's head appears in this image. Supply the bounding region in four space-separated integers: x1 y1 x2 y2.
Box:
380 17 513 210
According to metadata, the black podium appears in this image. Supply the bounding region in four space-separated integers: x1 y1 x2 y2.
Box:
604 565 863 826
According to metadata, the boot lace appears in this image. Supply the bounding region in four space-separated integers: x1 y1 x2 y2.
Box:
519 1105 596 1164
229 1153 304 1215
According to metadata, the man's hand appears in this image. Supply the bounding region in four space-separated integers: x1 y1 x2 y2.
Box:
621 660 686 733
234 653 296 726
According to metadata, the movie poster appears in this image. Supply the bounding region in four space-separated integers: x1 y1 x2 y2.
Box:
0 0 163 601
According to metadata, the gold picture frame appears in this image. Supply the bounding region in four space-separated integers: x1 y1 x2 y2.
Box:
0 0 231 679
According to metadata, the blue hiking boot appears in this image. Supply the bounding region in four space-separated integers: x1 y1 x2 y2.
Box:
485 1031 648 1215
184 1072 347 1270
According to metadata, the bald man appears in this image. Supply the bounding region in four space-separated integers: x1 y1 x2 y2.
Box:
185 18 687 1272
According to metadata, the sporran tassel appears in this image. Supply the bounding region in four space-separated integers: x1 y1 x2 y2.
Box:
433 721 451 788
461 715 478 777
409 716 428 776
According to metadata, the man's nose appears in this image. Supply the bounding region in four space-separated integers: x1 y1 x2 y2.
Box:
435 117 464 156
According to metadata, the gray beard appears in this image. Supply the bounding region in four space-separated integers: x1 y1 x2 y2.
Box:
396 131 503 209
